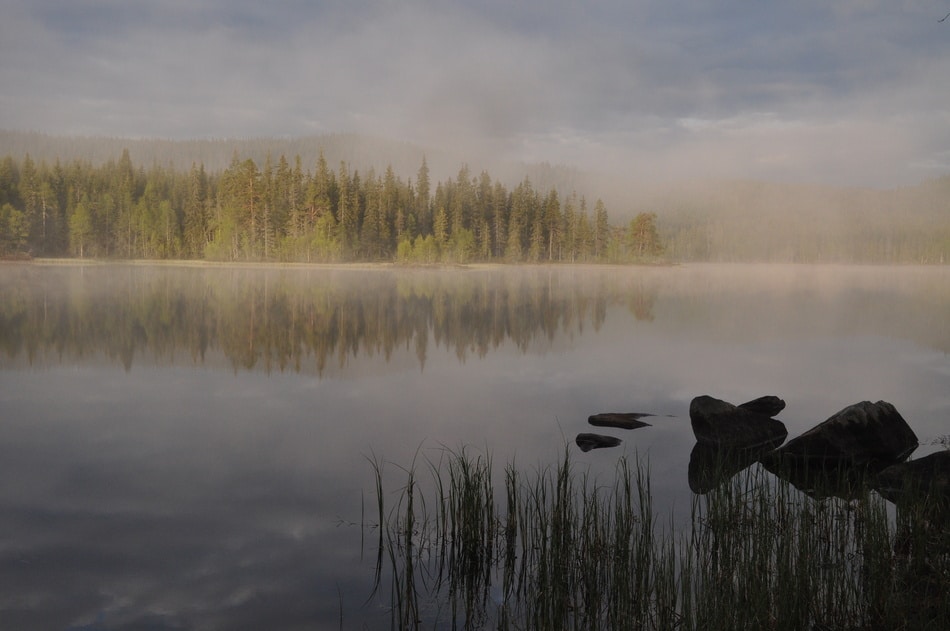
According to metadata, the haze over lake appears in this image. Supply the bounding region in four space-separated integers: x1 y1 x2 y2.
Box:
0 263 947 629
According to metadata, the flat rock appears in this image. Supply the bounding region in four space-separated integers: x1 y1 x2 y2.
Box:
588 413 653 430
576 433 623 452
689 395 788 446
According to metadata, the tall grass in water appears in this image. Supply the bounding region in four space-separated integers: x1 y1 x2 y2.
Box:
371 449 949 630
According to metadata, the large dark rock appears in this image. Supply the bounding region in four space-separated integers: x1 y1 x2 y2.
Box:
767 400 917 465
875 450 950 506
575 433 622 452
588 413 652 430
877 452 950 562
761 400 918 499
689 395 788 445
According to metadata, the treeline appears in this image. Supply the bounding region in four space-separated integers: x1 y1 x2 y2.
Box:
0 151 663 264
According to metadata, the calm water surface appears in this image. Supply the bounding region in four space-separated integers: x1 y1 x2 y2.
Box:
1 263 947 630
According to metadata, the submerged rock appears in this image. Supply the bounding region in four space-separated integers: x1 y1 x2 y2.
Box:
575 433 622 452
588 413 653 430
761 400 918 499
689 395 788 446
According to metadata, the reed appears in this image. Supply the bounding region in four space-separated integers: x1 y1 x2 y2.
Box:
370 448 950 630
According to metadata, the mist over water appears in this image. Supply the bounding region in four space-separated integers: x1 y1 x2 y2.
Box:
0 263 947 629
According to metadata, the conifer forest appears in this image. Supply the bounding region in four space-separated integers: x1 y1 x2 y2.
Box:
1 132 947 265
0 149 665 265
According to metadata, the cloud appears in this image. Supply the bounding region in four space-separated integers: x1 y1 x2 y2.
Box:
1 0 948 185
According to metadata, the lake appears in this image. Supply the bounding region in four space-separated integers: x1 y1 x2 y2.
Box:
0 262 947 630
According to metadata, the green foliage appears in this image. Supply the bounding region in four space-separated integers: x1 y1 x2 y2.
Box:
449 227 475 263
68 198 94 258
0 149 634 264
626 212 664 261
0 203 29 254
395 237 413 263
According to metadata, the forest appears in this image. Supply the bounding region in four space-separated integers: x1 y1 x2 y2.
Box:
0 131 948 264
0 149 663 264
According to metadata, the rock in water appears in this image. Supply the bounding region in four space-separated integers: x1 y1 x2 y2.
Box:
689 395 788 445
738 395 786 417
588 413 653 430
575 433 622 452
761 401 919 499
768 400 918 465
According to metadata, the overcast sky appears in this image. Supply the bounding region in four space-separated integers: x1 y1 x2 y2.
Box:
1 0 949 186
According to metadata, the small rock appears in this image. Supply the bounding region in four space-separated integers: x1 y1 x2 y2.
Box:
576 433 622 452
588 413 652 430
738 395 786 417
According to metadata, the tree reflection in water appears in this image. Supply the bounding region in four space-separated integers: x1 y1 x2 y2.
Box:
0 264 658 374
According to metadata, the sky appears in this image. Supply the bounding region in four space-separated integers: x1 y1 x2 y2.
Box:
1 0 949 187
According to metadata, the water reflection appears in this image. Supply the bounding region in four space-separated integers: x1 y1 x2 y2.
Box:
1 263 949 630
0 265 658 374
2 264 947 376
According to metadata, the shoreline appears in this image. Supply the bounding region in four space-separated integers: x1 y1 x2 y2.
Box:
2 258 669 272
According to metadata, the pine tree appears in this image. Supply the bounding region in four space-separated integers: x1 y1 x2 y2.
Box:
286 155 304 242
576 202 593 261
380 165 398 252
563 192 577 262
183 162 209 258
261 154 276 259
359 170 383 258
113 149 136 258
594 199 609 260
69 196 94 258
337 162 360 258
416 156 431 235
491 182 508 258
433 204 449 250
19 154 38 249
544 189 562 261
